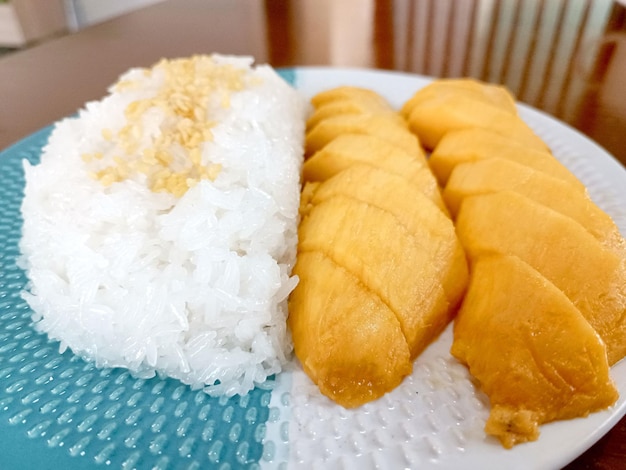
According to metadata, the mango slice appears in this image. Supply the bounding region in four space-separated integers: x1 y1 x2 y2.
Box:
306 98 402 129
406 93 547 151
451 254 618 448
289 251 412 408
444 158 626 254
310 86 391 109
401 78 518 118
305 114 421 157
455 190 626 365
303 132 433 192
298 196 451 359
430 127 582 187
301 164 467 308
302 159 445 217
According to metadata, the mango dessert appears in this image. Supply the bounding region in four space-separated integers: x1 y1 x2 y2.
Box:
288 86 467 407
451 254 618 448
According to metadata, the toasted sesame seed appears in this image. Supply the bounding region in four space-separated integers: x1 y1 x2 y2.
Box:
82 56 256 197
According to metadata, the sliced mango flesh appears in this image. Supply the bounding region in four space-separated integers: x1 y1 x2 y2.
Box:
305 114 421 157
301 159 445 217
302 134 443 209
289 251 412 408
401 77 626 448
452 254 618 448
401 78 518 118
430 127 582 187
302 164 467 309
444 158 626 255
298 196 451 359
455 190 626 365
303 133 428 182
406 93 547 151
290 84 471 409
306 98 401 129
310 86 391 109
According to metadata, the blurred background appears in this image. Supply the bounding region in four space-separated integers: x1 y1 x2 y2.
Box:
0 0 164 47
1 0 626 163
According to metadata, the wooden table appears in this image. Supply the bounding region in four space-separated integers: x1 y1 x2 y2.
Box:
0 0 625 468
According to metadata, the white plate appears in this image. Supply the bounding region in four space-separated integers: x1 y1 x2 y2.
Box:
264 67 626 470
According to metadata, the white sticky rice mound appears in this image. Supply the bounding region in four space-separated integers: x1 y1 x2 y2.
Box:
19 55 309 397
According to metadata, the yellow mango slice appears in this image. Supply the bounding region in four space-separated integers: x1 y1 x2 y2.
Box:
300 160 448 215
444 158 626 254
430 127 582 187
289 251 412 408
451 254 618 449
305 114 421 157
406 93 547 151
455 190 626 365
303 132 429 185
401 78 518 118
310 86 391 109
301 164 467 309
306 98 401 130
298 196 451 358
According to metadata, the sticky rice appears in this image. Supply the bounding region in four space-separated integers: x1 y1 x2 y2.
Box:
19 54 309 396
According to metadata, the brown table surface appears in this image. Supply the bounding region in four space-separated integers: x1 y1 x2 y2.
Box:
0 0 625 468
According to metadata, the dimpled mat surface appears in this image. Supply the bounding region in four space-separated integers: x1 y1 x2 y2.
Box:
0 130 280 469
